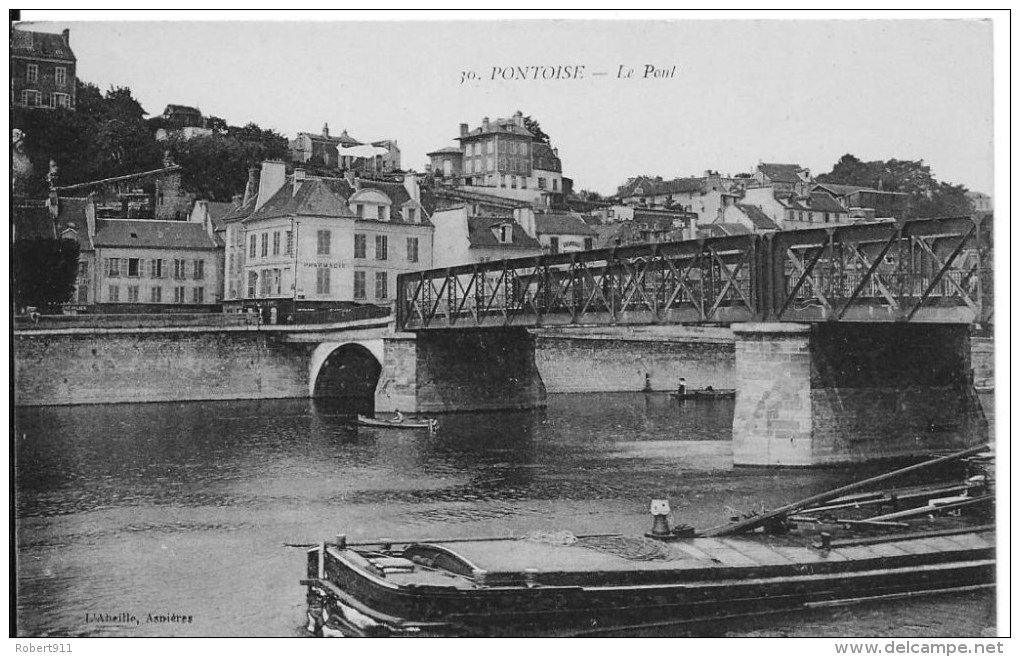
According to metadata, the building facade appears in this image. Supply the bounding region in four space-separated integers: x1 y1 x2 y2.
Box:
290 124 402 172
614 172 741 225
11 26 76 110
222 161 433 318
430 207 543 268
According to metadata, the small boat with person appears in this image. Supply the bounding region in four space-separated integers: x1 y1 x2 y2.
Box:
299 444 994 637
355 413 439 432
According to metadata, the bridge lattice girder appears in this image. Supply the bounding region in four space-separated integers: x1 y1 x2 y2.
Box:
397 215 992 330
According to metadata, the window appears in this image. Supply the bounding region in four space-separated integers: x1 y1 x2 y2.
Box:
584 238 594 251
152 259 164 278
151 286 162 303
250 235 257 258
261 233 269 257
317 230 331 255
500 175 507 188
108 285 120 302
375 235 388 260
521 177 527 189
315 268 331 295
406 208 416 223
247 272 258 298
174 286 186 304
824 212 831 223
193 287 205 304
77 284 89 304
499 224 511 244
353 271 366 299
355 204 364 218
55 66 66 86
377 205 386 221
27 63 38 83
127 286 140 303
799 212 804 222
79 261 89 277
194 260 205 280
788 210 795 222
538 177 547 190
549 236 559 254
407 237 419 262
260 269 271 297
272 232 280 255
21 89 41 106
552 179 559 192
173 259 187 280
286 231 293 255
272 269 282 295
354 234 366 258
128 258 141 277
107 258 120 277
375 272 388 300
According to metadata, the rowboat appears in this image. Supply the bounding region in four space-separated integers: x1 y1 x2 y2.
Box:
355 414 438 431
300 445 994 637
671 388 736 400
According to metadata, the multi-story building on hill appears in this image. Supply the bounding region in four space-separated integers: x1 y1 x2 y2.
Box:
427 111 568 207
11 26 76 110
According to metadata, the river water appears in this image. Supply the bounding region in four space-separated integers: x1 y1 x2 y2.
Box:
13 392 996 637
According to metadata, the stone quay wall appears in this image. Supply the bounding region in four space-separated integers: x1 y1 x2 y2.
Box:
14 328 313 407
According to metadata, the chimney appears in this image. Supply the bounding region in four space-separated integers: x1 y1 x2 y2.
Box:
242 168 259 207
459 123 469 137
62 28 70 46
482 117 490 131
322 123 329 138
403 172 420 204
514 207 537 239
85 194 97 238
552 147 558 157
514 110 524 127
293 168 306 196
48 188 59 220
254 160 287 211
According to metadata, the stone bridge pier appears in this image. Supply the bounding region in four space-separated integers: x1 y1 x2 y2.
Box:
370 328 546 414
731 323 988 466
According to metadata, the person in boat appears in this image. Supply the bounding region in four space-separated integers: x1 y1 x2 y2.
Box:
392 410 404 424
677 377 687 396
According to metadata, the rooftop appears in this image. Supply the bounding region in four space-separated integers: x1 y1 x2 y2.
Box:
758 163 808 185
94 218 218 250
11 27 75 62
734 204 781 230
466 217 541 249
535 211 597 237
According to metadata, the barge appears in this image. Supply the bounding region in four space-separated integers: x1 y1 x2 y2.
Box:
300 445 994 637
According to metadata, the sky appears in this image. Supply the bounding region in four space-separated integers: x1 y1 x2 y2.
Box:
16 14 996 196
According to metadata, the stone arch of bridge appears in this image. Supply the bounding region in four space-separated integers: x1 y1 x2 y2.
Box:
308 339 385 399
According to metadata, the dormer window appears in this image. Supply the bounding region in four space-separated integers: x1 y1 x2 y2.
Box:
377 205 386 221
406 207 417 223
492 223 512 244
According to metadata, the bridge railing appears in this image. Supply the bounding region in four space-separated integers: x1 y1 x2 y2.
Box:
397 215 992 330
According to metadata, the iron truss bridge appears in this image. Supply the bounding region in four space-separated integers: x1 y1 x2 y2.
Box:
397 215 993 331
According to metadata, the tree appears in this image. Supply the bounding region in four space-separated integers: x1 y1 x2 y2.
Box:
577 189 605 202
817 154 973 219
522 115 551 144
13 238 81 311
11 82 161 193
167 133 248 201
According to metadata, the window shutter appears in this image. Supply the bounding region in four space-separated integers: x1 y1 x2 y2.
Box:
120 259 128 277
104 258 110 277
